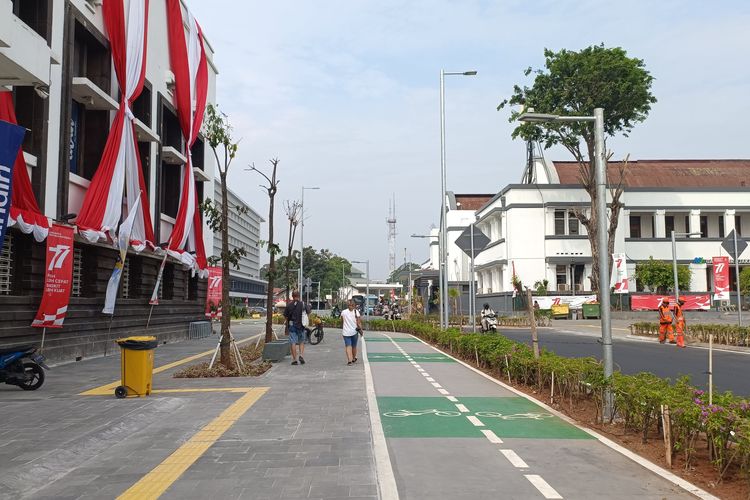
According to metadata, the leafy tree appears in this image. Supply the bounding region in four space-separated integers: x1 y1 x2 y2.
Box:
202 104 240 368
499 45 656 295
264 247 352 302
634 257 691 293
739 267 750 294
533 279 549 296
250 159 281 343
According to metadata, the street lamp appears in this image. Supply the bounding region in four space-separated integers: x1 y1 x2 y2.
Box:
300 186 320 303
352 260 370 323
519 107 614 421
440 69 477 330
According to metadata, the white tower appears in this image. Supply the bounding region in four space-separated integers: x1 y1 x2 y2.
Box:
387 196 397 275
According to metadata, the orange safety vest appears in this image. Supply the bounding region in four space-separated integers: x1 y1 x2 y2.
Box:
658 304 672 324
674 303 684 322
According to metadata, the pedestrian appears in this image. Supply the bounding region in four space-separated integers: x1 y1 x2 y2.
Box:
284 290 311 365
673 298 687 348
658 297 674 344
341 299 363 365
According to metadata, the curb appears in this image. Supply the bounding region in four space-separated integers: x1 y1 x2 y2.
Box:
405 332 719 500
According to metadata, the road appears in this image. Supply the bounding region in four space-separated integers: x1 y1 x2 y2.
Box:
498 326 750 396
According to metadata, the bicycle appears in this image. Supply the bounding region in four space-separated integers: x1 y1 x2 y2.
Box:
306 319 324 345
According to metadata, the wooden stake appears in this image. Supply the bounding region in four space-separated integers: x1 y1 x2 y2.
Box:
550 371 555 404
526 288 539 359
661 405 672 468
475 346 479 367
505 354 511 384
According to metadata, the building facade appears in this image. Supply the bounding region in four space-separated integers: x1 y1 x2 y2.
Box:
212 184 267 305
0 0 219 361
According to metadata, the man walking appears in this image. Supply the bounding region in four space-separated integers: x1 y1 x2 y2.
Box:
673 298 687 348
341 299 363 365
284 290 310 365
658 297 674 344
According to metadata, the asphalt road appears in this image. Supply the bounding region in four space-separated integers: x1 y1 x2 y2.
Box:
498 327 750 396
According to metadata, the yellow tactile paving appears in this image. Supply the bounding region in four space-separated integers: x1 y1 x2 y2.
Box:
117 387 268 500
78 333 262 396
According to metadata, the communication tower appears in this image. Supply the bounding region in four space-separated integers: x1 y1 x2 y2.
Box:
387 196 397 274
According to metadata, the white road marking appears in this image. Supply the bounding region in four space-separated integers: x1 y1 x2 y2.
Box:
437 388 450 395
417 368 425 372
413 364 421 368
525 475 563 499
431 382 442 388
500 449 529 468
426 377 435 382
467 416 485 427
446 396 458 402
455 404 469 413
480 429 503 444
421 373 430 377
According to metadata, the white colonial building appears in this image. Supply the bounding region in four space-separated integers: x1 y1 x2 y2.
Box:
431 158 750 308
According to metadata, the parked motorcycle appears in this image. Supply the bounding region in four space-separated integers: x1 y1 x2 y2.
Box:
0 345 48 390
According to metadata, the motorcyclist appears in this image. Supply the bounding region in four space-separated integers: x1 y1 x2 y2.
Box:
481 303 496 331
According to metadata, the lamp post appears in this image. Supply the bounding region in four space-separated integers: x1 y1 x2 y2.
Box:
300 186 320 300
518 107 614 421
352 260 370 323
440 69 477 330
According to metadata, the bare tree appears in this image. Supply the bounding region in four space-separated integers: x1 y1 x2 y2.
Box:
283 200 302 300
249 159 281 343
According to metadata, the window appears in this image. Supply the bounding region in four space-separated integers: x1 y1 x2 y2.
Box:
629 216 641 238
11 0 51 42
554 210 565 235
719 216 725 238
160 166 180 218
685 216 690 234
700 216 708 238
554 209 579 235
568 211 579 235
162 263 175 300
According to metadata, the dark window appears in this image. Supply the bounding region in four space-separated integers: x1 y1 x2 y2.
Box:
72 21 111 91
12 87 45 197
737 215 742 237
665 216 675 237
11 0 51 42
700 216 708 238
191 138 204 171
188 273 199 300
719 216 725 238
132 84 151 125
138 142 150 190
160 165 180 218
554 210 565 235
162 263 175 300
685 216 690 234
556 265 567 288
568 210 579 235
629 216 641 238
80 246 98 298
162 106 182 150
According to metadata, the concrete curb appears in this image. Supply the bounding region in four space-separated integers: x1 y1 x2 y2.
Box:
406 332 719 500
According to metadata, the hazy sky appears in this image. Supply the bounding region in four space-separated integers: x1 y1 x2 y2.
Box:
191 0 750 280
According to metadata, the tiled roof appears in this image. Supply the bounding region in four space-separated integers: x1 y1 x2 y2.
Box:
553 160 750 188
454 194 494 210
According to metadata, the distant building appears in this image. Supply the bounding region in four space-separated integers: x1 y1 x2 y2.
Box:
212 185 267 305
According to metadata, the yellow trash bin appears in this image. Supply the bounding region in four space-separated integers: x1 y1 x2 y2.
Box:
114 336 158 398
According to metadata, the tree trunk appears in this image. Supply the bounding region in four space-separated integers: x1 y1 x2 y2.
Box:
219 172 232 368
264 171 278 343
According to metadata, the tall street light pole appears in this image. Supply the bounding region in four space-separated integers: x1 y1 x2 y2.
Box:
440 69 477 330
352 260 370 323
300 186 320 299
518 107 614 421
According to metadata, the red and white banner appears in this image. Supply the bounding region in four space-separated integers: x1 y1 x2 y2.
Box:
205 266 222 318
32 224 74 328
611 253 629 294
534 295 598 310
631 294 711 311
712 256 730 301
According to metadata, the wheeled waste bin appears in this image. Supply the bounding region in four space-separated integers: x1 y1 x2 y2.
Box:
114 336 158 398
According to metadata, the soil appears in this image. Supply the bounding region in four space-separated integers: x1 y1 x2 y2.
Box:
173 343 271 378
434 341 749 500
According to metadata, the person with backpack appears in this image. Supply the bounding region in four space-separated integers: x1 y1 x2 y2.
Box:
284 290 311 365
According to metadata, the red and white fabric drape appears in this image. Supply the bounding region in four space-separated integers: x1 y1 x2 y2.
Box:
0 92 49 242
165 0 208 276
75 0 155 251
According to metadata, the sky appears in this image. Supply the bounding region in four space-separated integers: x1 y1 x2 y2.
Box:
190 0 750 280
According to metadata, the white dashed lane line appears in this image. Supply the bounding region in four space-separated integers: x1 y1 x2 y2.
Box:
500 449 529 468
466 416 485 427
455 404 470 413
525 475 563 499
446 396 458 402
480 429 503 444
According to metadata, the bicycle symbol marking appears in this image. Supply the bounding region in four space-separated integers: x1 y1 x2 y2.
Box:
382 409 555 420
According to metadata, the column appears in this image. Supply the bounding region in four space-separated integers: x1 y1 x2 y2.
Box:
724 209 736 235
689 209 701 238
477 273 484 294
654 209 666 238
622 209 631 238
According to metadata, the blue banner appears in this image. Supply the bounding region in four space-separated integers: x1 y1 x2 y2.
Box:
0 119 26 250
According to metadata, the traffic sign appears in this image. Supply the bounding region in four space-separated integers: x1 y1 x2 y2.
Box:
305 277 312 287
455 226 490 258
721 230 747 258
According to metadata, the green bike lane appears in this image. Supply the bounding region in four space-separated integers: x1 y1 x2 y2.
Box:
363 332 709 500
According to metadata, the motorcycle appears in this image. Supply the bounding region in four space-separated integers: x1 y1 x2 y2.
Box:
0 345 48 391
480 312 498 333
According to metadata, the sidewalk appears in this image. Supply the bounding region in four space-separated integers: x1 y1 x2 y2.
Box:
0 322 377 500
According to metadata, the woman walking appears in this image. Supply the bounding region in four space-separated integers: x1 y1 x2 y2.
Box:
341 299 363 365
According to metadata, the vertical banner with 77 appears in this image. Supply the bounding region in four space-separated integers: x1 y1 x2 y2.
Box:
713 256 730 301
32 224 75 328
205 266 223 319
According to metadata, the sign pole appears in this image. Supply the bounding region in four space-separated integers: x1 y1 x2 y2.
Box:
734 230 743 327
470 223 476 333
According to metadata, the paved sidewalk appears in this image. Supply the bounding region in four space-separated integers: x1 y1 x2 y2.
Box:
0 322 377 499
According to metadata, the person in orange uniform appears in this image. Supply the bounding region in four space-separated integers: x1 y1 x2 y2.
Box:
673 298 687 348
658 297 674 344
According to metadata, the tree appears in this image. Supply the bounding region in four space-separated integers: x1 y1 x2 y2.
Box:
250 159 281 343
499 45 656 295
202 104 242 368
265 247 352 301
634 257 691 294
739 268 750 294
283 200 302 300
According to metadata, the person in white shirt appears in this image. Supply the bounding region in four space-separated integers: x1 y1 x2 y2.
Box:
340 299 363 365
